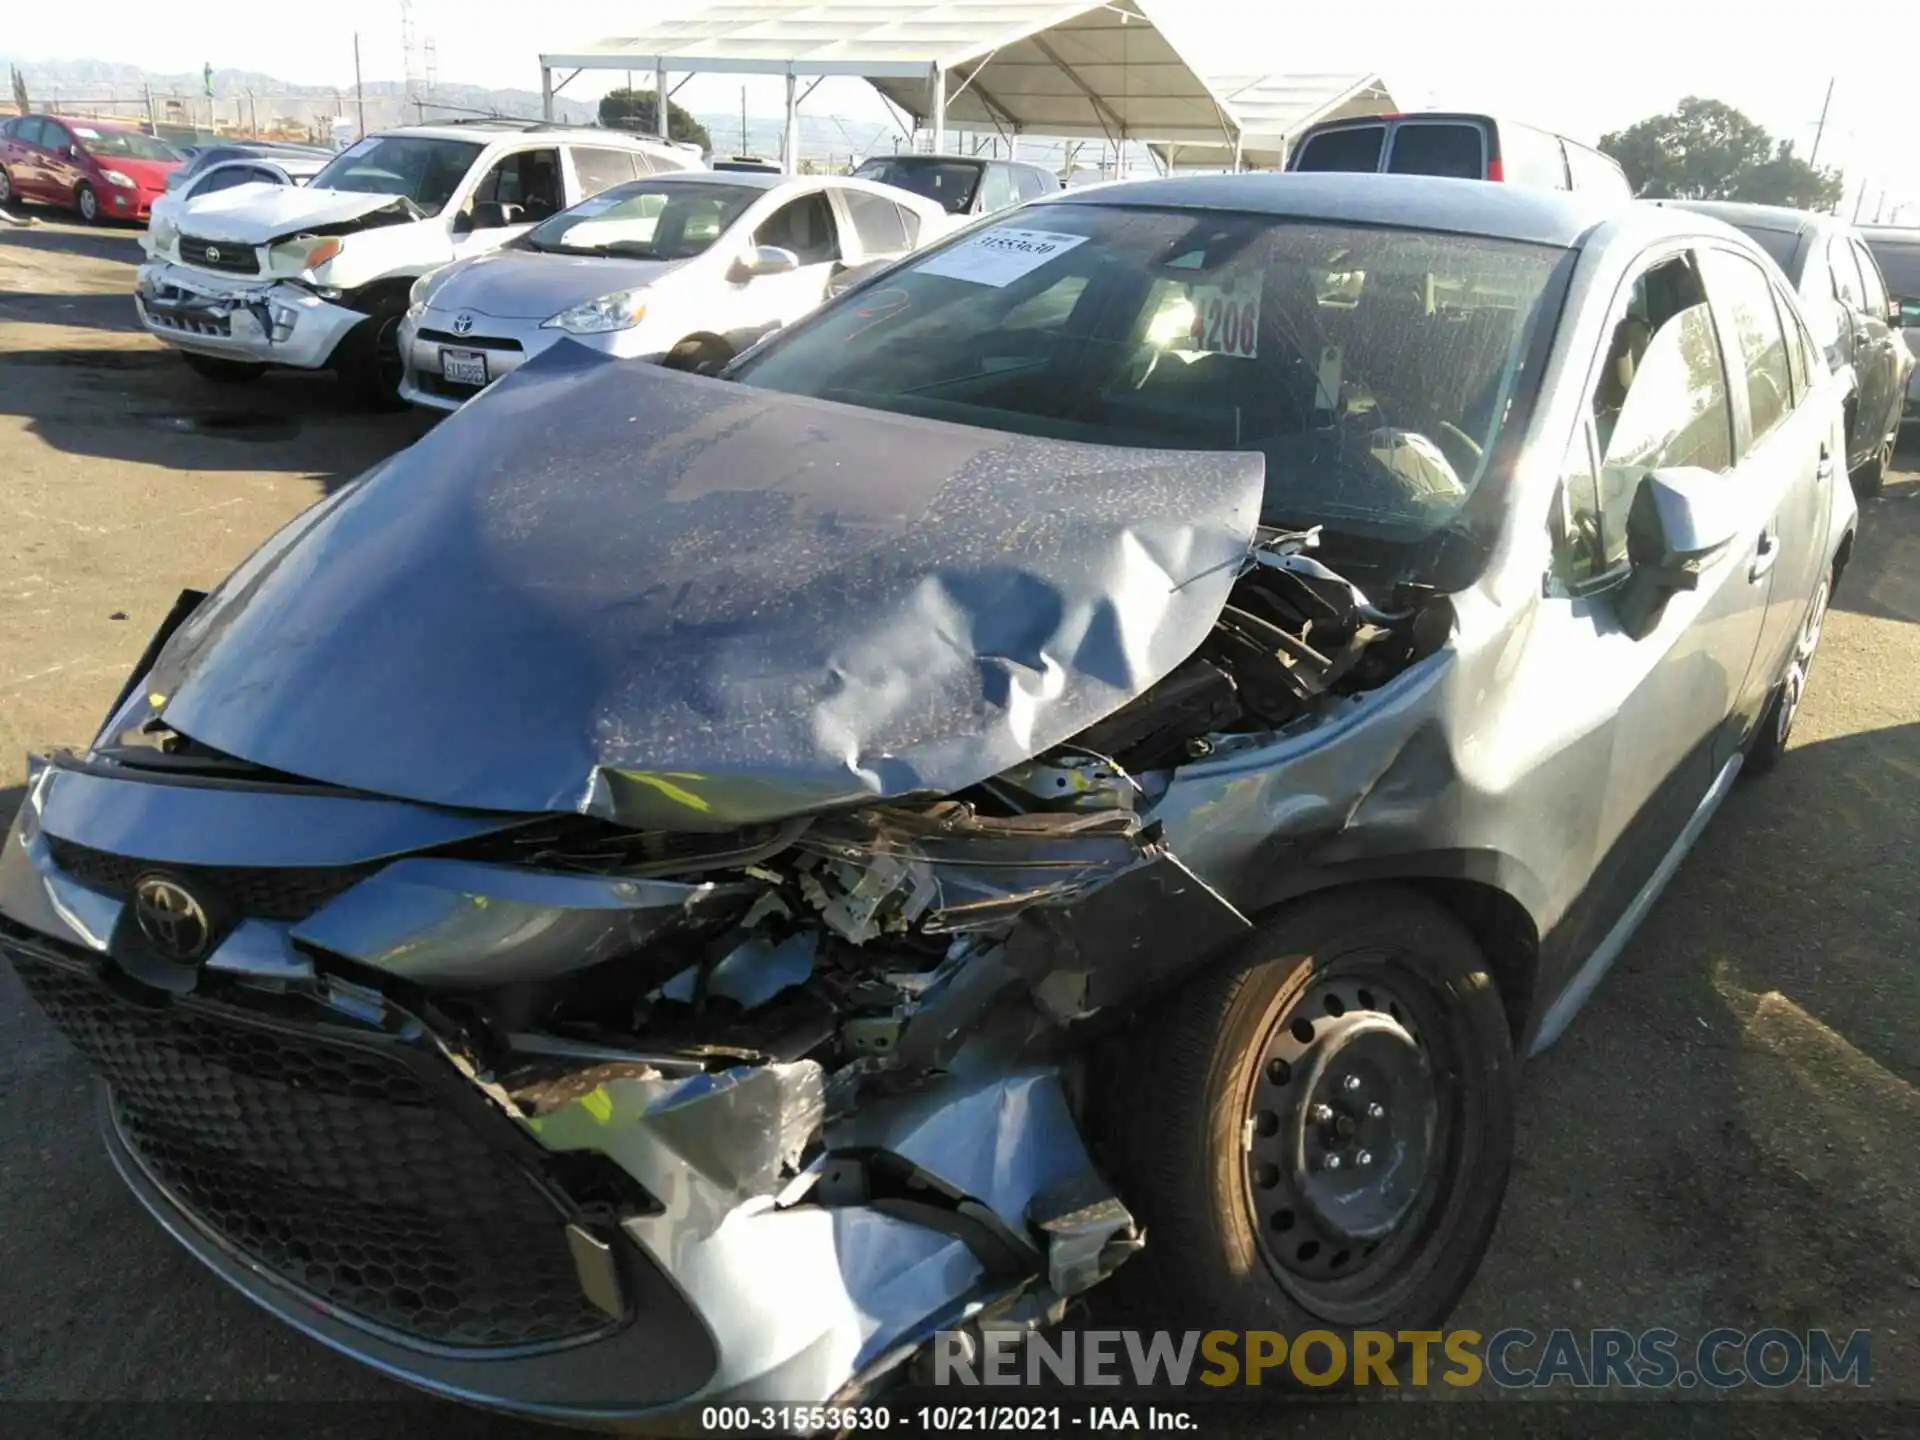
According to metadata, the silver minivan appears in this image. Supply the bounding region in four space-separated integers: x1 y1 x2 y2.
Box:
1288 111 1634 201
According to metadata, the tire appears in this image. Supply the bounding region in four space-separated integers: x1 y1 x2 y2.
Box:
334 304 409 411
75 182 100 224
659 332 736 376
0 167 14 206
180 351 266 384
1850 438 1889 499
1745 568 1832 777
1104 886 1516 1355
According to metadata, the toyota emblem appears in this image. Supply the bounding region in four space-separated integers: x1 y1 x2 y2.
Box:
204 245 221 263
133 875 214 962
451 312 475 335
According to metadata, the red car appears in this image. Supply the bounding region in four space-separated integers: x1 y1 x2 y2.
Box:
0 113 181 223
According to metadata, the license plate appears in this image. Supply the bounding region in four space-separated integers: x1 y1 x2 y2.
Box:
440 348 488 386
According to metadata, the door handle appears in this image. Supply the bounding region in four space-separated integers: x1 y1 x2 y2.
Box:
1750 526 1780 583
1816 443 1834 482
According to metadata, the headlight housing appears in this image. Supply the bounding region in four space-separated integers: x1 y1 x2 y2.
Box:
101 169 136 189
269 235 343 275
543 287 649 336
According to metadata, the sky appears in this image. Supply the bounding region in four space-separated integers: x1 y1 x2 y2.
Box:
8 0 1914 219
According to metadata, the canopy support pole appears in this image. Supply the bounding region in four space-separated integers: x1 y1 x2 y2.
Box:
929 64 947 154
783 71 799 174
540 66 553 121
655 63 669 139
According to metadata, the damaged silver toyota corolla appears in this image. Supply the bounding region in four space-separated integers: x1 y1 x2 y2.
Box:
1 174 1856 1425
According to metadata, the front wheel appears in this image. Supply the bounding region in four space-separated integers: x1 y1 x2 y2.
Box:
75 182 101 224
0 167 15 206
334 306 408 411
1106 887 1516 1349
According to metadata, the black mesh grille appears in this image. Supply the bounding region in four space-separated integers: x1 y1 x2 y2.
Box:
44 837 374 923
179 235 260 275
6 947 616 1350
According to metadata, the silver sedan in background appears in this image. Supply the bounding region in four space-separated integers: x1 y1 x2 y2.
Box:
399 171 951 408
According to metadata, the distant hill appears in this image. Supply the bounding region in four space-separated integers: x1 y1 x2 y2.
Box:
2 54 1112 171
1 55 598 137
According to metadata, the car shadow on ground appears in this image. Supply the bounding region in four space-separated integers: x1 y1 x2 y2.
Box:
0 345 433 489
0 215 147 264
1833 465 1920 625
0 288 143 332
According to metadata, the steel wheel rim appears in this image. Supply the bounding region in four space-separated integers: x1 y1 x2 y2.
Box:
1242 955 1454 1311
78 187 97 221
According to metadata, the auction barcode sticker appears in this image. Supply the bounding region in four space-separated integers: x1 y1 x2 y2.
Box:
914 228 1090 288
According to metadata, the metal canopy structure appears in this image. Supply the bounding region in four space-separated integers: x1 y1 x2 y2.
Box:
1151 73 1396 171
539 1 1238 174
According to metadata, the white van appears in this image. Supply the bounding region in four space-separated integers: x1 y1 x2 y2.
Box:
1287 112 1633 201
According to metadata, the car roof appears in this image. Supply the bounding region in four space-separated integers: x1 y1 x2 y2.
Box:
371 122 677 148
1858 224 1920 245
1658 199 1830 237
1036 171 1624 247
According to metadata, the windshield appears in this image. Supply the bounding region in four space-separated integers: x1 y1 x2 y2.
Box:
73 127 178 163
852 158 983 215
309 136 482 216
735 206 1567 543
526 179 763 259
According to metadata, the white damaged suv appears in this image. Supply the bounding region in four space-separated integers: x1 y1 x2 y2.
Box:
135 120 700 406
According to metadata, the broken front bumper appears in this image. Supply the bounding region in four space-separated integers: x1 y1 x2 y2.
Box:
0 761 1129 1426
134 260 366 371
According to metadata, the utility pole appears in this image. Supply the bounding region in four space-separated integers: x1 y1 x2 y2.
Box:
353 34 366 138
1808 76 1834 166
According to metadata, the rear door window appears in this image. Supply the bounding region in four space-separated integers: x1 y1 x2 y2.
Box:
1292 123 1386 172
1386 122 1487 179
1567 143 1631 197
1500 123 1569 189
841 187 909 255
1828 238 1866 310
1850 240 1888 315
978 164 1018 213
571 146 639 198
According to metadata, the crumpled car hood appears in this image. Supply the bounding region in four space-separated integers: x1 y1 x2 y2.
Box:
139 346 1264 829
174 184 415 242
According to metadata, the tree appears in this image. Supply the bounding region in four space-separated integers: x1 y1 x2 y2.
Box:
1599 97 1844 211
597 88 711 152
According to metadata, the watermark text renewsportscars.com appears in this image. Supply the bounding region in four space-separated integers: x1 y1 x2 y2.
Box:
932 1327 1872 1391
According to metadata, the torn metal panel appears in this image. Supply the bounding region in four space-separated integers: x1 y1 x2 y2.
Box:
138 356 1264 829
516 1059 826 1210
1027 1170 1145 1297
826 1072 1092 1241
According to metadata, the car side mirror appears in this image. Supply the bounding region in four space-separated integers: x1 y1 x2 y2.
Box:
1612 466 1741 639
67 145 83 161
462 200 523 233
1892 298 1916 328
730 245 800 282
